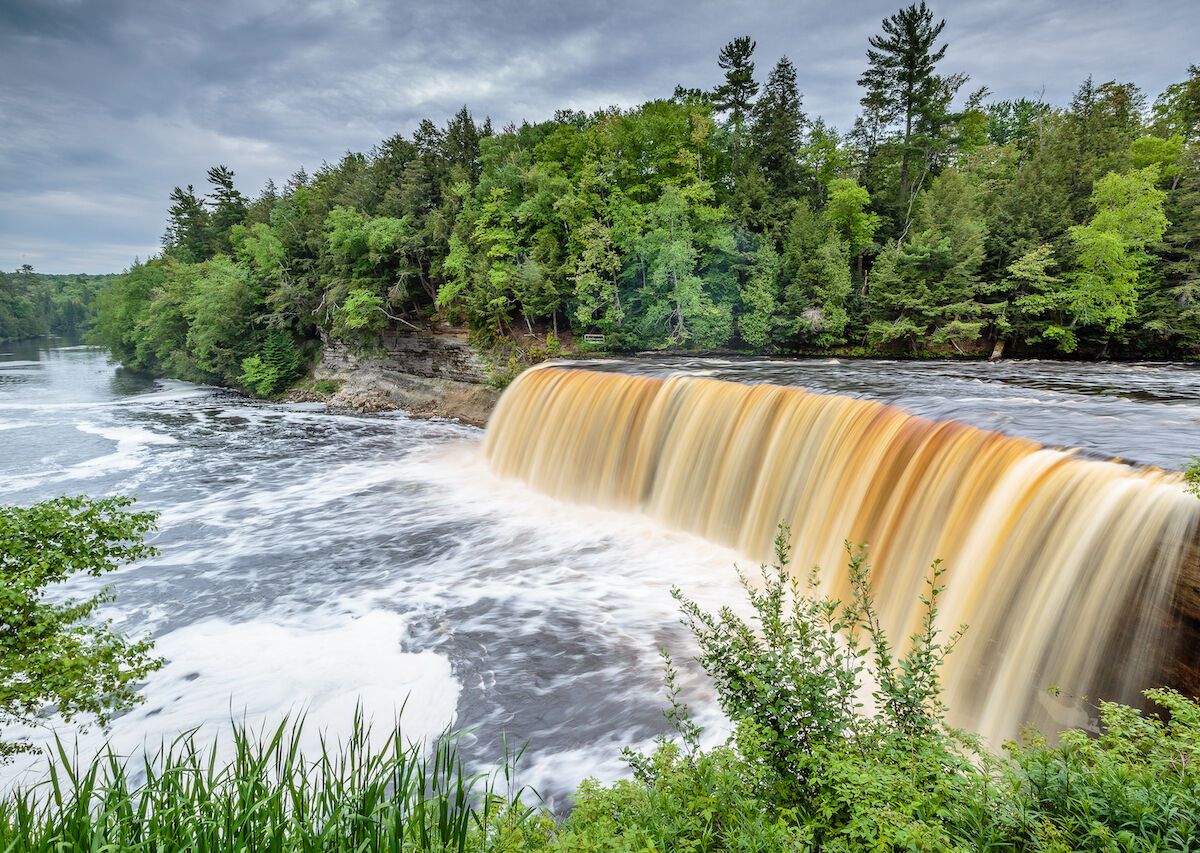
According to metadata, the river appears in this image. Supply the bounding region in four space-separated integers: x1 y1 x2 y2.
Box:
1 340 1197 800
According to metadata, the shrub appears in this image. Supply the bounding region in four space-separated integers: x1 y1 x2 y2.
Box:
239 330 303 397
1002 688 1200 849
566 530 989 851
1185 456 1200 497
565 528 1200 851
5 519 1200 850
312 378 343 396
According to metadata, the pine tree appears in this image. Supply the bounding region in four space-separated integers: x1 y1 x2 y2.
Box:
206 165 248 251
163 185 212 262
781 201 852 347
444 106 482 182
1152 64 1200 144
737 240 782 349
867 169 988 350
750 56 806 226
714 36 759 179
858 2 961 210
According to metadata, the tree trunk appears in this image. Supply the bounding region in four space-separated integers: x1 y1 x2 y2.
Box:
989 338 1006 361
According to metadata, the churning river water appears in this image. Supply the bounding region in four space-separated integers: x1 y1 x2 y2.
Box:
1 340 1198 801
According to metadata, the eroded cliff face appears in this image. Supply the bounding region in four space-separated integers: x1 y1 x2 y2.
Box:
312 329 500 427
321 330 491 384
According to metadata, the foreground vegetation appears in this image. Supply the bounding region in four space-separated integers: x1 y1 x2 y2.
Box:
0 497 162 762
86 3 1200 396
3 500 1199 850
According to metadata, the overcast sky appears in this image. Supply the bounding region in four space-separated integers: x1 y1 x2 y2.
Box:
2 0 1196 274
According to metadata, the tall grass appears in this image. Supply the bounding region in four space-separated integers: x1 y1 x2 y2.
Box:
0 709 542 852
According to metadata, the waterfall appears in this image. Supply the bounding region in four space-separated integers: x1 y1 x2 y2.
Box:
484 366 1200 742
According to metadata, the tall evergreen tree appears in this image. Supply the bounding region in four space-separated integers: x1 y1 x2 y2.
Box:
1152 64 1200 143
163 185 212 262
205 165 248 252
714 36 759 129
858 2 961 212
713 36 759 181
750 56 806 218
444 106 482 182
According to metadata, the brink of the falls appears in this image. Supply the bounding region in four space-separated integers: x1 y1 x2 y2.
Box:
483 366 1200 744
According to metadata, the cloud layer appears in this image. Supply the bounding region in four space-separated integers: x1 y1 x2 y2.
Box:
2 0 1195 273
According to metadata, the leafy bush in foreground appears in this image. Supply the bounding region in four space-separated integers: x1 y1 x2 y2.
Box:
561 532 997 851
556 530 1200 851
1004 689 1200 850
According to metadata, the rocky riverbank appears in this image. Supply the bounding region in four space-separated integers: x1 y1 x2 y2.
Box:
295 328 501 426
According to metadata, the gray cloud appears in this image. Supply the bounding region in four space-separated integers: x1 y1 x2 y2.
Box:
2 0 1196 273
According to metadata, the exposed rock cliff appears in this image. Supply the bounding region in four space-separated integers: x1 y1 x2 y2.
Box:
311 329 500 427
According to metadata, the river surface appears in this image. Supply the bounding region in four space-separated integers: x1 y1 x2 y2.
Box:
1 341 1197 800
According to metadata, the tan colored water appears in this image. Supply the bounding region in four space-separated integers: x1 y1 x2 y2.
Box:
484 366 1200 742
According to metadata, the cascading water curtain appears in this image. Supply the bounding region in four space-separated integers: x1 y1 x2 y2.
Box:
484 367 1200 743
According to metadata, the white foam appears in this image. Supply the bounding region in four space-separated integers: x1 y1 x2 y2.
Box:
58 422 178 479
76 422 179 446
0 604 459 792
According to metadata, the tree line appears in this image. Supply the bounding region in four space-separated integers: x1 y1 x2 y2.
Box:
0 266 114 344
92 2 1200 393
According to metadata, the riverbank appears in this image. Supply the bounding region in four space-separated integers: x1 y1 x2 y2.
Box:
288 329 502 426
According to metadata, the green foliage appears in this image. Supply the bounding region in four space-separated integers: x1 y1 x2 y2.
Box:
572 220 623 336
239 330 303 397
0 269 115 343
4 517 1200 849
635 184 733 350
560 533 986 850
561 532 1200 852
1004 689 1200 849
184 255 258 378
869 169 989 350
780 201 853 348
672 530 965 803
87 19 1200 368
1065 166 1169 343
737 241 781 348
0 497 161 760
1151 64 1200 144
0 712 548 852
825 178 881 260
993 243 1064 346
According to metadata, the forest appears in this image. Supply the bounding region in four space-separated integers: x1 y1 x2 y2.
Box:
89 2 1200 394
0 267 113 344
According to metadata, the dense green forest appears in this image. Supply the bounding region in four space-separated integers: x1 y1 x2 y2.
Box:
91 3 1200 393
0 267 114 344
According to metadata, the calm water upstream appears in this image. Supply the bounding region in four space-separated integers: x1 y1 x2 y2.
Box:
1 340 1197 799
